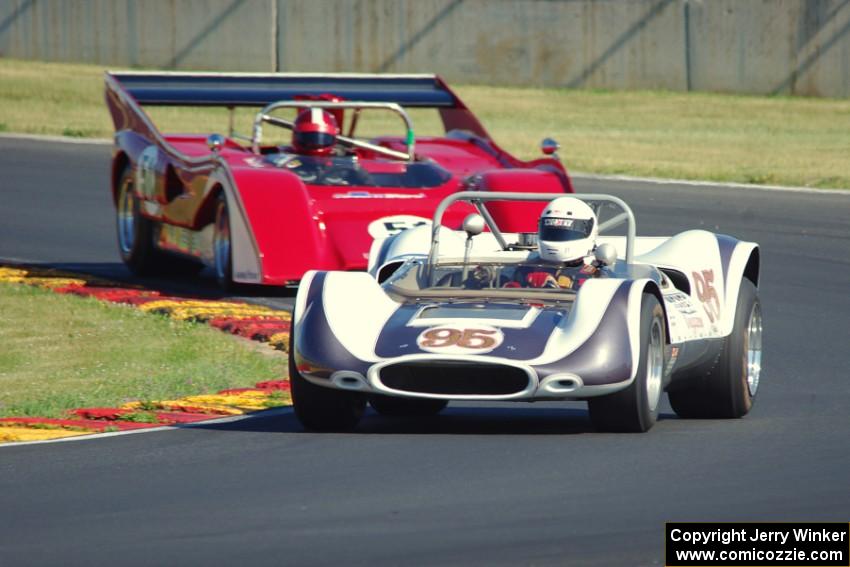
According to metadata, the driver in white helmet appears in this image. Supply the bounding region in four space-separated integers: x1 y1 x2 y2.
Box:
506 196 600 289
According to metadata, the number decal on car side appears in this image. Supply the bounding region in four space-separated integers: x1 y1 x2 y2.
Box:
367 215 429 239
417 325 504 354
692 269 721 323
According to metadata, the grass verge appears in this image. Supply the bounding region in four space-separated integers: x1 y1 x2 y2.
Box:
0 283 285 418
1 57 849 188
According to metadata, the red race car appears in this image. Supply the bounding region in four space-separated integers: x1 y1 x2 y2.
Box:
105 72 573 289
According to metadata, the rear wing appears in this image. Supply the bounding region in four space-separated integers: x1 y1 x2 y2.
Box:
105 71 490 139
108 72 455 107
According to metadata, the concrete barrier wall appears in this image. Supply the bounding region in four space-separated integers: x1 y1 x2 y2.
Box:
276 0 688 91
1 0 848 97
0 0 276 70
687 0 850 97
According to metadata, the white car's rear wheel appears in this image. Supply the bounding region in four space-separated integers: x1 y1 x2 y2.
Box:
669 279 761 418
588 293 666 433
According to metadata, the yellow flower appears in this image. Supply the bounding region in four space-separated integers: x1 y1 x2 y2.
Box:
268 332 290 351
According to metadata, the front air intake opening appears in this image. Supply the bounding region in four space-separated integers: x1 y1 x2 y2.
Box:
379 361 529 396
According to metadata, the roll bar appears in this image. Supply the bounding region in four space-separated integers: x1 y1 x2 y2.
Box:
251 100 415 160
427 191 637 285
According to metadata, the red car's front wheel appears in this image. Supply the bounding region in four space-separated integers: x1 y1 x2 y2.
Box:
213 193 234 290
116 165 159 275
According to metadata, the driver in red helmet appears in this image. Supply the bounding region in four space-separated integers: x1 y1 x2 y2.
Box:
291 108 340 156
283 108 370 186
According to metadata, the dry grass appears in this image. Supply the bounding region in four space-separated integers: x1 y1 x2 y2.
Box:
1 57 848 188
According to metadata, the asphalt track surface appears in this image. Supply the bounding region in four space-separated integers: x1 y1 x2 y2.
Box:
1 138 849 566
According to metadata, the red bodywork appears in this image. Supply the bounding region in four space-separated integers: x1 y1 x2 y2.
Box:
105 72 573 286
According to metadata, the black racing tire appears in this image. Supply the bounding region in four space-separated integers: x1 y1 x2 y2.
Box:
289 332 367 432
213 193 235 291
369 395 448 417
588 293 666 433
669 279 762 419
116 164 161 275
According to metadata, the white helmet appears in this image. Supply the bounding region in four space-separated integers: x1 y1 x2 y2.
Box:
537 197 598 263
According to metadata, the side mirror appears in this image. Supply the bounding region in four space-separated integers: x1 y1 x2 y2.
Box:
462 213 485 238
540 138 560 157
595 243 617 267
461 213 485 283
207 133 225 153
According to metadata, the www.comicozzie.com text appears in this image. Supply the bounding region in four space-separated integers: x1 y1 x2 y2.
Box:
670 527 848 546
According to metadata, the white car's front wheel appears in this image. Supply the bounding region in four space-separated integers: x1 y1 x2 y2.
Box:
289 332 367 432
588 293 666 433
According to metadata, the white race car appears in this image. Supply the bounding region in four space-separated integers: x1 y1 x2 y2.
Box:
289 191 762 432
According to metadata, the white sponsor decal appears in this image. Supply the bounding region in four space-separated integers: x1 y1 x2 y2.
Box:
243 157 265 168
367 215 429 238
416 324 504 355
333 191 426 199
664 291 712 341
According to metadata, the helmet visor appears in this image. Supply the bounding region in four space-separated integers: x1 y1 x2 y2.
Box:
294 131 336 150
539 217 594 242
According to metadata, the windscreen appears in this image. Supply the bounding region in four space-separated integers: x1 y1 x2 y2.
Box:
381 260 582 302
426 262 586 291
267 155 451 188
418 305 530 320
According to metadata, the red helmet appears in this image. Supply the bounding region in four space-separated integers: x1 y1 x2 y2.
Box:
292 108 339 156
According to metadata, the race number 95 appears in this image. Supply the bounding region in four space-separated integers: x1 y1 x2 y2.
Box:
416 325 504 354
693 269 721 323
